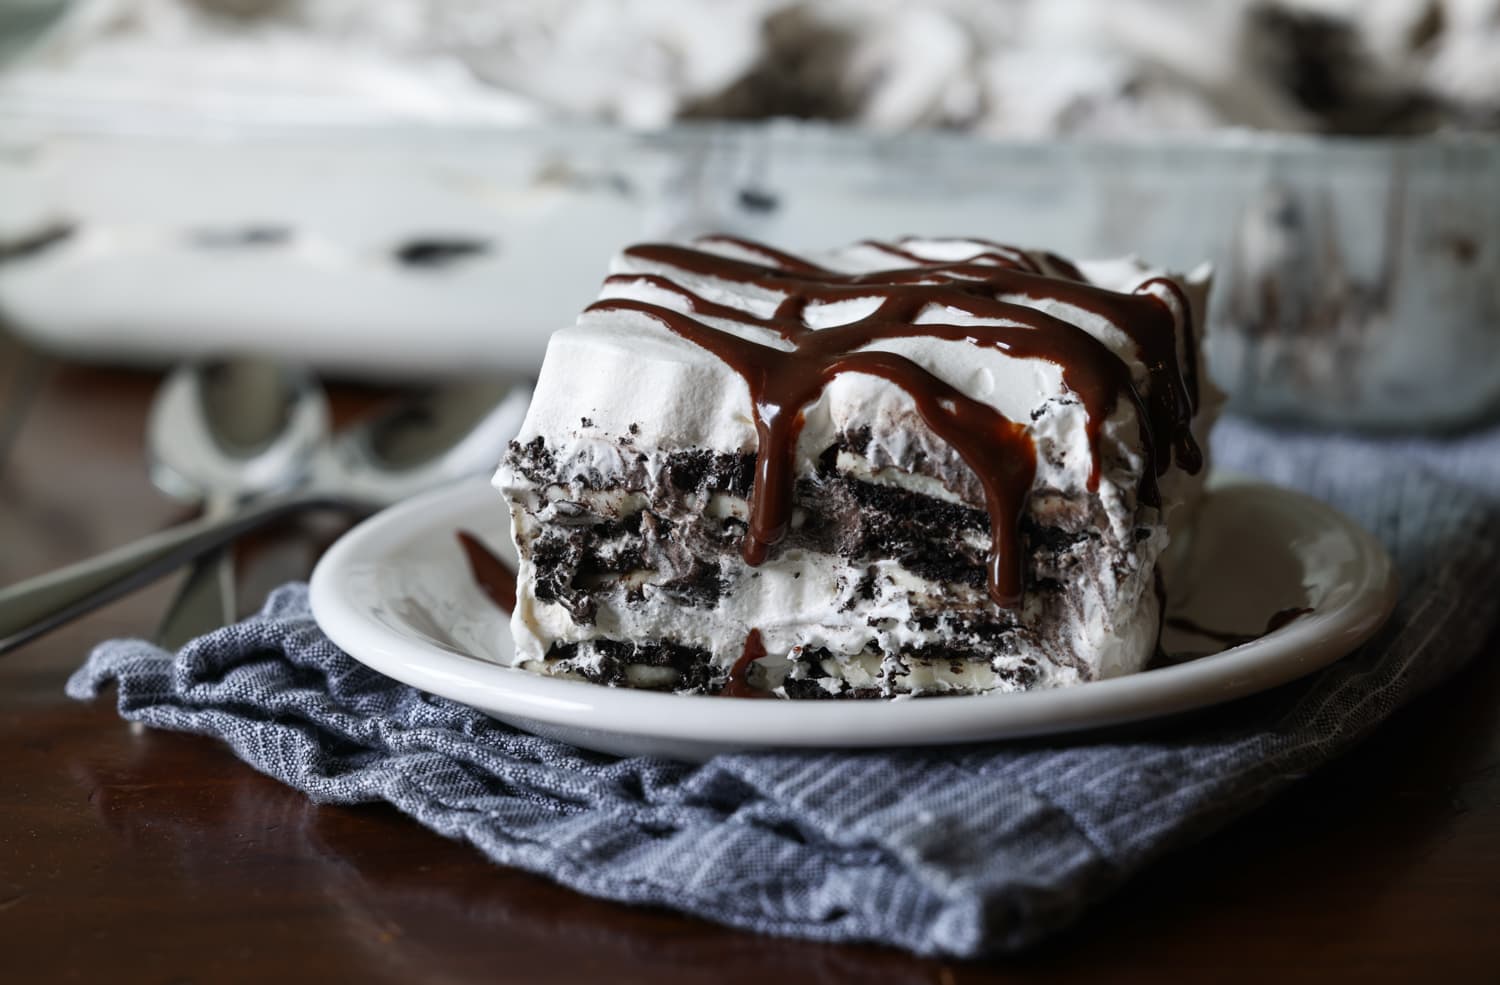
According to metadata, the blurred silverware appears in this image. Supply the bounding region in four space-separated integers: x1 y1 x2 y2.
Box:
0 335 49 475
149 359 327 650
0 378 531 655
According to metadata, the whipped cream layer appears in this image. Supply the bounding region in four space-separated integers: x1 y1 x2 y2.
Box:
496 236 1215 696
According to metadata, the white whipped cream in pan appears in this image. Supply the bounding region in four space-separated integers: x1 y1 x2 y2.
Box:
8 0 1496 134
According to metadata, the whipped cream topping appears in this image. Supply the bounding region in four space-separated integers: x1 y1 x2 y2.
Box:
517 237 1211 536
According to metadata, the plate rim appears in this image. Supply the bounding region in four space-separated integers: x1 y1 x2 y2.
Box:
308 474 1398 749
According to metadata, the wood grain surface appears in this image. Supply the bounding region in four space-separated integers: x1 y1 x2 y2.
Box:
2 340 1497 984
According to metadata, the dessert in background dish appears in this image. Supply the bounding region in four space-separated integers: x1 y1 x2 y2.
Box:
6 0 1496 135
495 236 1218 698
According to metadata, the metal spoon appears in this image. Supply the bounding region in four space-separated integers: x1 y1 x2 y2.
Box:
149 360 328 649
315 379 532 504
0 379 531 655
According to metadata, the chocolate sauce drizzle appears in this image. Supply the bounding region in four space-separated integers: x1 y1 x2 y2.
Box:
457 530 517 614
587 236 1201 609
721 628 771 698
1163 607 1314 650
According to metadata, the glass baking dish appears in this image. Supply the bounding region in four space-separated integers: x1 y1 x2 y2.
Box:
1 110 1495 430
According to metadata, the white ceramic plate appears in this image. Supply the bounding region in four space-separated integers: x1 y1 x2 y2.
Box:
309 474 1396 761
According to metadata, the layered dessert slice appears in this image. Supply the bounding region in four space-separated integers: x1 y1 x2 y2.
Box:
495 236 1215 697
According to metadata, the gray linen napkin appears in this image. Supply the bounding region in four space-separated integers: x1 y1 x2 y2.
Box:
66 416 1500 957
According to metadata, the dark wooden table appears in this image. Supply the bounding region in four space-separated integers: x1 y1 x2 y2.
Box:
3 337 1498 983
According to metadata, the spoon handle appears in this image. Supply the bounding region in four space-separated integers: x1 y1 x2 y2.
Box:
0 493 343 656
153 547 236 652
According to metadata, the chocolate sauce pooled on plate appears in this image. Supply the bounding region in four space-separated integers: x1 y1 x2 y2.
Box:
588 236 1201 609
1163 606 1314 650
721 628 772 699
1264 605 1314 633
456 530 517 614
